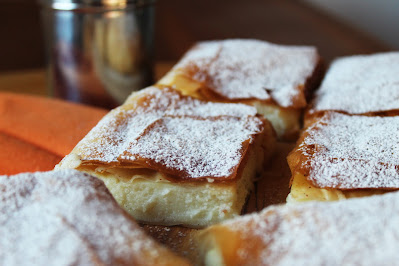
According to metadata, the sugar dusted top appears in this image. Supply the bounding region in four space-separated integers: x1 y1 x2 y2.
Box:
312 52 399 114
174 39 320 108
74 86 265 180
120 116 262 179
215 191 399 266
0 169 188 265
294 112 399 189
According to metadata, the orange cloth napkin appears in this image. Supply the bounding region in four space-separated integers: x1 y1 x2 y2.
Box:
0 93 108 175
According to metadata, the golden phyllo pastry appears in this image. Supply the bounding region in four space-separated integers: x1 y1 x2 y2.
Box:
158 39 324 139
198 190 399 266
287 112 398 202
306 52 399 125
57 86 276 227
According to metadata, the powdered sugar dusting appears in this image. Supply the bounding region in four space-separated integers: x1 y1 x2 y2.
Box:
312 52 399 114
74 87 263 180
121 116 263 179
0 169 185 265
299 112 399 189
218 191 399 265
175 39 319 108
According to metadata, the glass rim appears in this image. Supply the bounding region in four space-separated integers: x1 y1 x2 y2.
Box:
39 0 156 10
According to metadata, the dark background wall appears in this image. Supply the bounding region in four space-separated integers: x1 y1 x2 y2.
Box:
0 0 391 72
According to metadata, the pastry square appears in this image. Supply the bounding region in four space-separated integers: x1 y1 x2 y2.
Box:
198 190 399 266
158 39 324 139
307 52 399 124
57 86 276 228
0 169 189 265
287 112 398 203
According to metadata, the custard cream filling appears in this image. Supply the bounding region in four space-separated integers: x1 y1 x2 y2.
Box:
287 172 389 203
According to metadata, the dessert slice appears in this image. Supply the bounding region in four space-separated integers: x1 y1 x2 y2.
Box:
57 86 276 228
158 39 324 139
0 169 190 266
198 190 399 266
287 112 398 203
307 52 399 126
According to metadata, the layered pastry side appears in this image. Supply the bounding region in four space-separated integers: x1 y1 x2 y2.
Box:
0 169 190 266
197 190 399 266
57 86 276 228
157 39 324 140
286 112 399 203
306 51 399 127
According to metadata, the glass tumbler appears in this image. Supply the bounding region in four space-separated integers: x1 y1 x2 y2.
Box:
40 0 155 109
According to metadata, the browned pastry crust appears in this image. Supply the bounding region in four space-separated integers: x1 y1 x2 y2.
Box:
198 191 399 265
157 39 324 140
306 52 399 127
287 112 399 202
0 169 190 266
57 86 276 227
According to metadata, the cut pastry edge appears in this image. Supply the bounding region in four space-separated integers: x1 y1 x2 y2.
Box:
197 225 241 266
251 101 300 141
57 128 276 228
286 172 391 203
197 221 268 266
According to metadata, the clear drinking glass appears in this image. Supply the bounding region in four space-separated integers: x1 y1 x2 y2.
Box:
40 0 155 109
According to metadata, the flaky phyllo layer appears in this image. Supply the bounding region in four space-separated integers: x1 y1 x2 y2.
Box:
67 86 267 182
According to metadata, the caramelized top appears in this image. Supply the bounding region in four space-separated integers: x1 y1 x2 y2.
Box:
74 86 265 181
0 170 189 265
311 52 399 114
208 190 399 265
289 112 399 189
173 39 320 108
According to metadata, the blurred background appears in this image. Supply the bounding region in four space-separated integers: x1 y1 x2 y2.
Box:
0 0 397 72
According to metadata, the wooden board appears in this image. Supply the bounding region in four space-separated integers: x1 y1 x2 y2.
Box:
141 142 295 265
